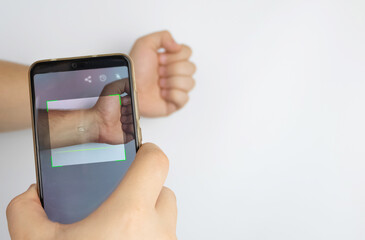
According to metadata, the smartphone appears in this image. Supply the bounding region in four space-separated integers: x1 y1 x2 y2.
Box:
29 54 142 224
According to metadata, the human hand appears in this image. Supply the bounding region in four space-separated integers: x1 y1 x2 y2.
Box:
91 78 135 144
130 30 196 117
7 143 177 240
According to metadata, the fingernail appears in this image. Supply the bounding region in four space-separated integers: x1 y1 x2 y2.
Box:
121 115 128 122
161 89 168 98
160 78 167 87
159 66 167 76
159 54 167 64
122 97 130 105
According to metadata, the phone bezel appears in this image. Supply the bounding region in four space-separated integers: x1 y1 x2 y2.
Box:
28 53 141 206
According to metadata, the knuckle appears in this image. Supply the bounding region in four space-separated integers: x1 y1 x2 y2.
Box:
162 187 177 202
190 78 196 90
175 94 189 109
184 45 193 57
160 30 172 38
151 149 169 171
184 96 189 106
135 36 147 46
135 36 144 44
143 144 170 171
182 94 189 104
189 62 197 73
135 35 150 46
6 195 22 217
6 203 14 218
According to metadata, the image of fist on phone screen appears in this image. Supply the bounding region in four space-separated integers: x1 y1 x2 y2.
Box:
46 78 134 149
92 78 135 144
130 31 196 117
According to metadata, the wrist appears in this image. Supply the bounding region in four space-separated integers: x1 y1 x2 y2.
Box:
78 108 100 143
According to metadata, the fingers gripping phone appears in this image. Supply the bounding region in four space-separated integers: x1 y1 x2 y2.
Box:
29 54 142 224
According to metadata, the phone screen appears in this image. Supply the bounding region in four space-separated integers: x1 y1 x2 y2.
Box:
30 56 139 224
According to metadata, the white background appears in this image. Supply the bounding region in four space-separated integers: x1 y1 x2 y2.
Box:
1 0 365 239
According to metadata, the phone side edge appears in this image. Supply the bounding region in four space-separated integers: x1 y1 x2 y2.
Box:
121 54 142 150
28 61 44 205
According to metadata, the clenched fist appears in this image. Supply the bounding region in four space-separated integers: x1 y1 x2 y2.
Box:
130 31 196 117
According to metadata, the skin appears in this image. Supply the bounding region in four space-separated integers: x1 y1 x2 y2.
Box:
0 30 195 132
6 143 178 240
3 30 194 238
45 79 134 148
131 31 196 117
0 61 30 131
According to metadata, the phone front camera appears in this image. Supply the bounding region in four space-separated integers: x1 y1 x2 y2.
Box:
71 63 78 69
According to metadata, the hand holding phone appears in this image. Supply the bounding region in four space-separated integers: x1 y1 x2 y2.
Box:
7 143 177 240
29 54 142 223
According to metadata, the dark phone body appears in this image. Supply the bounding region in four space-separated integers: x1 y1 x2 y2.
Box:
29 54 141 223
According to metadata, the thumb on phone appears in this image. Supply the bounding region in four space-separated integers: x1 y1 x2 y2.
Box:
100 142 170 210
76 143 176 239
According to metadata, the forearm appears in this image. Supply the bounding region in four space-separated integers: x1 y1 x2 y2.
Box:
47 109 99 149
0 60 30 132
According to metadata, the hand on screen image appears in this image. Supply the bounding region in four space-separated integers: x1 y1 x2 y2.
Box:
47 78 134 149
92 78 135 145
7 143 178 240
92 94 134 144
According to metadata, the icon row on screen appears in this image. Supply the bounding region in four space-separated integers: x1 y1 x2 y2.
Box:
84 74 108 83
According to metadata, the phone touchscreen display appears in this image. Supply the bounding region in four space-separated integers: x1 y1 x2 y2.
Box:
32 65 137 223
